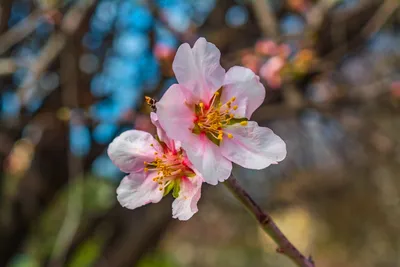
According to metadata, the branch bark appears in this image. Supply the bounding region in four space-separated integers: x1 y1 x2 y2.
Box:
224 175 315 267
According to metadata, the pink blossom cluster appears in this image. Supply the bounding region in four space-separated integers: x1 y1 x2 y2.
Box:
242 40 315 89
242 40 291 89
108 38 287 220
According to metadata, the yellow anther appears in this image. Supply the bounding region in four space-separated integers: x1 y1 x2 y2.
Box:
198 122 203 127
217 134 223 140
218 130 223 134
240 121 248 126
230 114 234 118
233 105 238 110
227 133 233 139
144 167 149 172
154 152 158 155
199 102 204 108
150 143 154 147
159 187 163 191
144 161 148 165
231 96 236 101
162 154 167 159
214 92 220 96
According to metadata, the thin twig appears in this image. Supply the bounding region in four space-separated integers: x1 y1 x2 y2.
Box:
251 0 279 39
0 9 44 55
16 0 96 105
320 0 399 67
224 175 315 267
306 0 340 32
0 59 17 76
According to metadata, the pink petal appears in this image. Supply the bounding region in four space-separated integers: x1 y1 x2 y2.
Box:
221 121 287 169
255 40 278 55
116 172 164 210
172 175 203 221
173 37 225 103
156 84 196 145
150 112 181 151
184 134 232 185
222 66 266 119
259 56 285 88
108 130 162 173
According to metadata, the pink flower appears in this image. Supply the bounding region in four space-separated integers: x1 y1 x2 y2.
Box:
260 56 285 89
255 40 278 55
108 114 203 220
156 38 287 185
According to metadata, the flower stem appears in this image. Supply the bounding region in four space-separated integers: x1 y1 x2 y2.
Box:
224 175 315 267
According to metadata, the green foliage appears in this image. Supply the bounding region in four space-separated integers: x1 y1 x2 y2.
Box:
137 252 181 267
67 237 103 267
24 175 115 263
172 179 181 198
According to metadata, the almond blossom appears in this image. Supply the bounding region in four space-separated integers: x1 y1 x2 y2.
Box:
260 56 285 89
156 38 287 185
108 113 203 220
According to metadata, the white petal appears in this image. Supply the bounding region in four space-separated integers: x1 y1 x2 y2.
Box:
172 175 203 221
173 37 225 103
221 121 286 169
150 112 181 151
116 172 164 210
183 134 232 185
156 84 196 145
108 130 162 173
222 66 266 119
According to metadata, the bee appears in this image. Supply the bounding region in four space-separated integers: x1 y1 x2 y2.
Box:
145 96 157 112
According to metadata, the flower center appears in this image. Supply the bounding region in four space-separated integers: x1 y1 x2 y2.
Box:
144 145 194 192
193 91 247 143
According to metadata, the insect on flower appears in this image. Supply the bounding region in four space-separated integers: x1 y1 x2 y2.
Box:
108 113 203 220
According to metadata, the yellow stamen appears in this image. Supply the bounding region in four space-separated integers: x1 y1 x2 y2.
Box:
240 121 248 126
227 133 233 139
214 92 220 96
233 105 238 110
199 102 204 108
144 167 149 172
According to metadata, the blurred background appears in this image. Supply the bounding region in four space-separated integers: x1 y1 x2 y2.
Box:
0 0 399 266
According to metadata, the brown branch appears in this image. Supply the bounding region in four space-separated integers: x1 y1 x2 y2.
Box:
48 23 83 267
224 175 315 267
